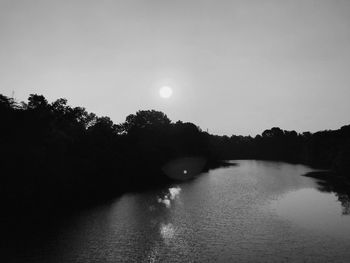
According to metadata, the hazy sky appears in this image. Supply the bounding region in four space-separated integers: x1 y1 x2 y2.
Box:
1 0 350 135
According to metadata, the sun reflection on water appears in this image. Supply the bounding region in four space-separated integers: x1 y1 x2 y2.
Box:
160 223 175 240
157 186 181 208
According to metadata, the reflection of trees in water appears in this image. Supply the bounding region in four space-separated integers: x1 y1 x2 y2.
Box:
305 171 350 215
338 193 350 215
318 184 350 215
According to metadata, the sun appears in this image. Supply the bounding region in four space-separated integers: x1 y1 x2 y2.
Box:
159 86 173 98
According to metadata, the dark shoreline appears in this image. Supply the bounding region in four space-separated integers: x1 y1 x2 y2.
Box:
1 159 236 220
303 170 350 187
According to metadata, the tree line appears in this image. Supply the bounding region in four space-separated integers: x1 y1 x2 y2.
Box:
0 93 349 208
209 126 350 175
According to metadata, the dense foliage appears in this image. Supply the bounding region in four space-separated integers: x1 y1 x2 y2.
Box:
0 94 212 207
0 93 349 208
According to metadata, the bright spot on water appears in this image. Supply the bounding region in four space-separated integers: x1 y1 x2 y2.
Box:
168 187 181 200
157 197 171 208
160 223 175 240
183 170 187 174
157 186 181 208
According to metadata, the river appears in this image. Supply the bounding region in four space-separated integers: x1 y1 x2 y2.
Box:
3 160 350 262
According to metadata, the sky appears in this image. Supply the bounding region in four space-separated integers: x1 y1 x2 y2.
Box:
1 0 350 136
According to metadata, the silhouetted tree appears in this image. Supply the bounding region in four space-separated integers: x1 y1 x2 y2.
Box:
118 110 171 134
27 94 49 110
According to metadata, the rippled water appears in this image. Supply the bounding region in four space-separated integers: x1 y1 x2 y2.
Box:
4 160 350 262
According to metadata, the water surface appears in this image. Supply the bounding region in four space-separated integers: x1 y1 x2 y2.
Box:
3 160 350 262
